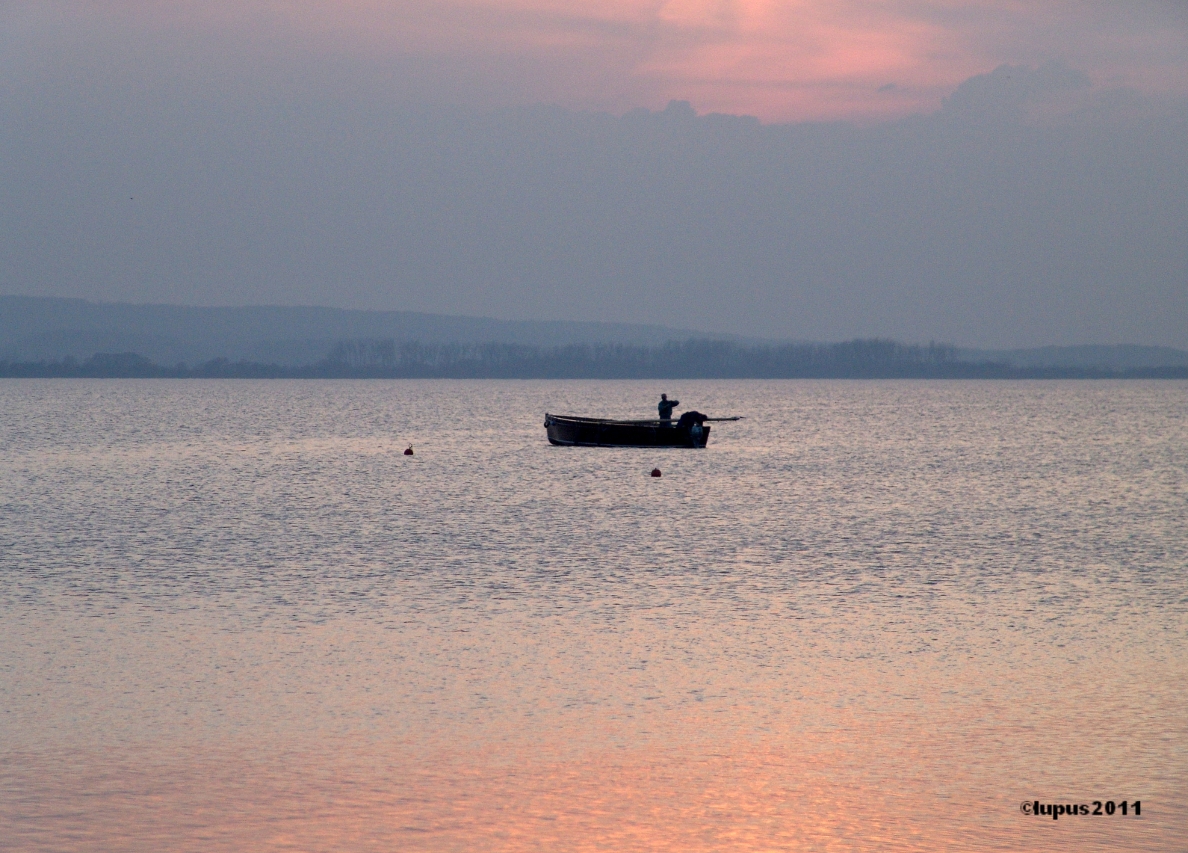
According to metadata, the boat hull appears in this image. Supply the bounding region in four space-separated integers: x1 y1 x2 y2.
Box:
544 414 710 448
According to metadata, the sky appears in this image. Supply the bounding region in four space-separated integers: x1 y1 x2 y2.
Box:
2 1 1187 346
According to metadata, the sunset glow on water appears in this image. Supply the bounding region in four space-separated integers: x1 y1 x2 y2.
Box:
2 380 1185 851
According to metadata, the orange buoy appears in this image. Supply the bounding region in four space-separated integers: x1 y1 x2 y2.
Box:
404 446 414 456
650 468 661 477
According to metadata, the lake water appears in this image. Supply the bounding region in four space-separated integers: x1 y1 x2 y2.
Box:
1 379 1185 852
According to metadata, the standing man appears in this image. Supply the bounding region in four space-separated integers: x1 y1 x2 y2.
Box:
658 393 679 421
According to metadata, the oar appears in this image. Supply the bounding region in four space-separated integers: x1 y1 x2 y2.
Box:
705 416 744 422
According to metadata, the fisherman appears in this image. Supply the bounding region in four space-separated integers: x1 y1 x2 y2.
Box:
658 393 679 421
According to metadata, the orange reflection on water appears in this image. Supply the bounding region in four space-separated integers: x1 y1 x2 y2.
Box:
6 732 1182 853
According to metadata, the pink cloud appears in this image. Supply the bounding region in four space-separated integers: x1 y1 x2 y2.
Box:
17 0 1188 121
273 0 1188 118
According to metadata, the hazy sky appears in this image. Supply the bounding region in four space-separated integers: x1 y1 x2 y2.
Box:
2 1 1187 346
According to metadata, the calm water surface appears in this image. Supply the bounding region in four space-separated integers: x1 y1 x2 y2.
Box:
1 380 1186 852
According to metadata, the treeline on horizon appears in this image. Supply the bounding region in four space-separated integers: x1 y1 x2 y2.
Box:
2 339 1186 379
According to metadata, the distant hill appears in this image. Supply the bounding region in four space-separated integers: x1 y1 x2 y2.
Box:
4 339 1186 379
4 297 1186 375
0 296 725 366
958 345 1188 370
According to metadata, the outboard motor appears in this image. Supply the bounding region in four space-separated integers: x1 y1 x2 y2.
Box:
676 410 708 444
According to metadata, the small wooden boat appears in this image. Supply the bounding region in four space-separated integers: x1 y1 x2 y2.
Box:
544 412 738 448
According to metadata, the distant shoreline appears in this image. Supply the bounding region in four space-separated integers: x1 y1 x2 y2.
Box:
3 340 1187 380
